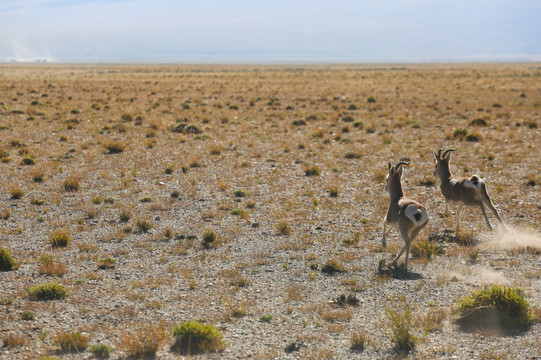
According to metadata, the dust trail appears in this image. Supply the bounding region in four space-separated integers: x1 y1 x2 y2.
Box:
437 266 509 286
479 226 541 251
472 267 509 286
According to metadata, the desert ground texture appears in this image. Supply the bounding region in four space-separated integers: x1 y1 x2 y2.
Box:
1 63 541 359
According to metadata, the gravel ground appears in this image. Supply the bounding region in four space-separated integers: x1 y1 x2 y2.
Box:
1 64 540 359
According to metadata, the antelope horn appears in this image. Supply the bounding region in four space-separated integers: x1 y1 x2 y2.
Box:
442 148 457 158
388 160 392 171
437 148 444 158
395 160 411 170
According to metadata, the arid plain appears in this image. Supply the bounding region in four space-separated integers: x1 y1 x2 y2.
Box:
1 63 541 359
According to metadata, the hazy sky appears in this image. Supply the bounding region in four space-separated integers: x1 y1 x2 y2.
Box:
1 0 540 63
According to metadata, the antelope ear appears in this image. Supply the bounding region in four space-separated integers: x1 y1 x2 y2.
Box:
387 161 392 172
433 152 439 160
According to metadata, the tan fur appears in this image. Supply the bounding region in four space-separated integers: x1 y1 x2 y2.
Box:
383 161 429 271
433 148 504 230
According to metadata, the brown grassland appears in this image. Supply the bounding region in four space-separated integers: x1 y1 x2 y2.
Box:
0 63 540 359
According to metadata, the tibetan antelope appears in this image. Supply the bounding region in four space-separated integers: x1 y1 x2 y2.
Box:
433 148 504 230
382 160 429 271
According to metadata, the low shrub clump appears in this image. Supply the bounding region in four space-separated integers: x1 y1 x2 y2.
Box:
304 165 321 176
350 330 368 351
26 282 69 301
202 230 218 249
116 321 168 358
456 285 534 332
9 187 24 199
53 331 89 352
89 343 113 358
135 218 153 233
383 297 419 352
275 221 292 236
104 141 125 154
50 230 71 247
0 247 16 271
171 321 226 354
63 176 80 192
233 189 248 197
321 258 347 274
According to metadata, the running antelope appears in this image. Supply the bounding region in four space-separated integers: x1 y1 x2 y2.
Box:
383 160 429 271
433 148 504 230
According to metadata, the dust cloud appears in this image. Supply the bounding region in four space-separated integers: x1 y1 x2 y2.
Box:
480 226 541 251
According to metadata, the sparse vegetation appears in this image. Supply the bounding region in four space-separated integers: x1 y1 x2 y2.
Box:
104 141 125 154
26 282 69 300
9 186 24 199
63 176 80 192
321 258 347 274
171 320 226 354
116 321 168 359
383 297 419 352
53 331 89 353
275 221 292 235
89 343 113 358
456 285 534 331
50 229 71 247
135 218 153 233
0 247 16 271
0 64 539 359
304 165 321 176
350 329 368 351
202 229 218 249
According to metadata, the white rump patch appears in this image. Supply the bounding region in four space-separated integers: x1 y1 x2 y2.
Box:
463 176 484 191
404 206 428 226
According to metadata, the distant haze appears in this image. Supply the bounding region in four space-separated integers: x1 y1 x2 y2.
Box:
1 0 540 63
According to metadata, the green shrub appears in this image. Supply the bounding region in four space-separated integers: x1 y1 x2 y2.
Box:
89 343 113 358
259 314 273 323
411 239 443 260
0 248 16 271
97 257 116 270
21 311 36 320
139 195 152 203
233 189 248 197
26 282 69 300
171 321 226 354
383 297 419 352
456 285 534 331
50 229 71 247
53 331 89 352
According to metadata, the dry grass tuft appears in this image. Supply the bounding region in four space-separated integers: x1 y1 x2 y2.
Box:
115 321 168 359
